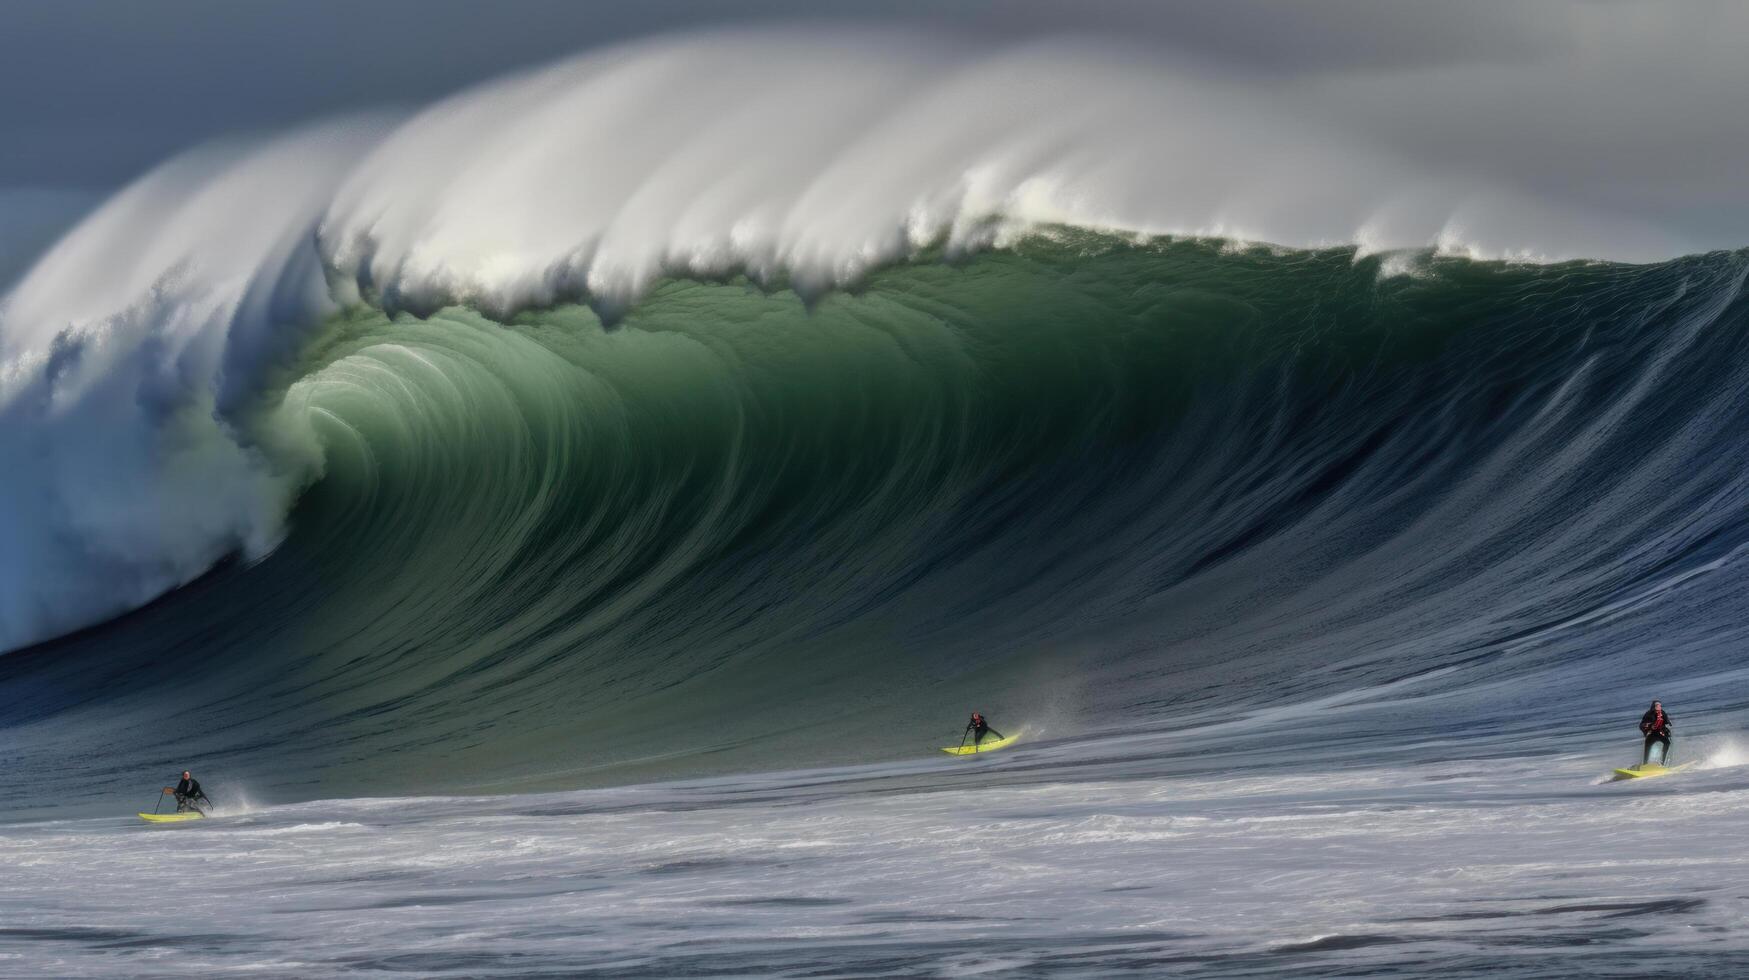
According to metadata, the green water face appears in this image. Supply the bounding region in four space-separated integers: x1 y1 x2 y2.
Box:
8 234 1744 804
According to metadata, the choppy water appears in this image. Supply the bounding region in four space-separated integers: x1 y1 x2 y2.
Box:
7 731 1749 977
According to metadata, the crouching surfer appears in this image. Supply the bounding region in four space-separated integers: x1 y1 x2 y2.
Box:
965 711 1004 748
164 770 212 813
1640 701 1673 765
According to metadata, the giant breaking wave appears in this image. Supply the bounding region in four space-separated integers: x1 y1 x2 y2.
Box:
3 30 1749 804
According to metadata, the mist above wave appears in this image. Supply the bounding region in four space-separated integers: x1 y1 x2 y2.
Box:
318 30 1710 318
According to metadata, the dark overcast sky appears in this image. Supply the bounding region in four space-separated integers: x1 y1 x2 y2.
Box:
1 0 1744 290
0 0 1575 189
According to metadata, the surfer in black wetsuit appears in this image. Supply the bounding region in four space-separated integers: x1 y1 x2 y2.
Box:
1640 701 1673 765
966 712 1003 747
165 771 210 813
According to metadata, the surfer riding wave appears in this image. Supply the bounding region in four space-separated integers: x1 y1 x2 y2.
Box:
1640 702 1674 766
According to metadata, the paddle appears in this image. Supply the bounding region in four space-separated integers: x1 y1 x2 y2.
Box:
955 728 969 754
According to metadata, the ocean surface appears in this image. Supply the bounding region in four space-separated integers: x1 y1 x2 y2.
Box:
8 738 1749 976
4 29 1749 978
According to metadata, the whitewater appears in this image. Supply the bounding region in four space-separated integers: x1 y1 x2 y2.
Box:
9 740 1749 975
6 18 1749 977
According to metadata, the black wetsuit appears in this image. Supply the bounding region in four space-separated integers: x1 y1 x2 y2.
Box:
966 717 1004 746
1640 707 1672 764
174 777 205 812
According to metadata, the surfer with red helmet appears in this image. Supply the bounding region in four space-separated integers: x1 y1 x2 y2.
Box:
164 770 212 813
965 711 1004 748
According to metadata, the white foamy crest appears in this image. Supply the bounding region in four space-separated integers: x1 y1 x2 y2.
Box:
317 32 1704 317
0 122 380 651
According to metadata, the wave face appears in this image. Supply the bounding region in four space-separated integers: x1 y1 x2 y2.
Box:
5 231 1749 804
5 29 1747 657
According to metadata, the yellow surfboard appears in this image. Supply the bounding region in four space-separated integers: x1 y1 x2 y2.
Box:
942 732 1020 755
1611 762 1694 781
138 812 206 823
